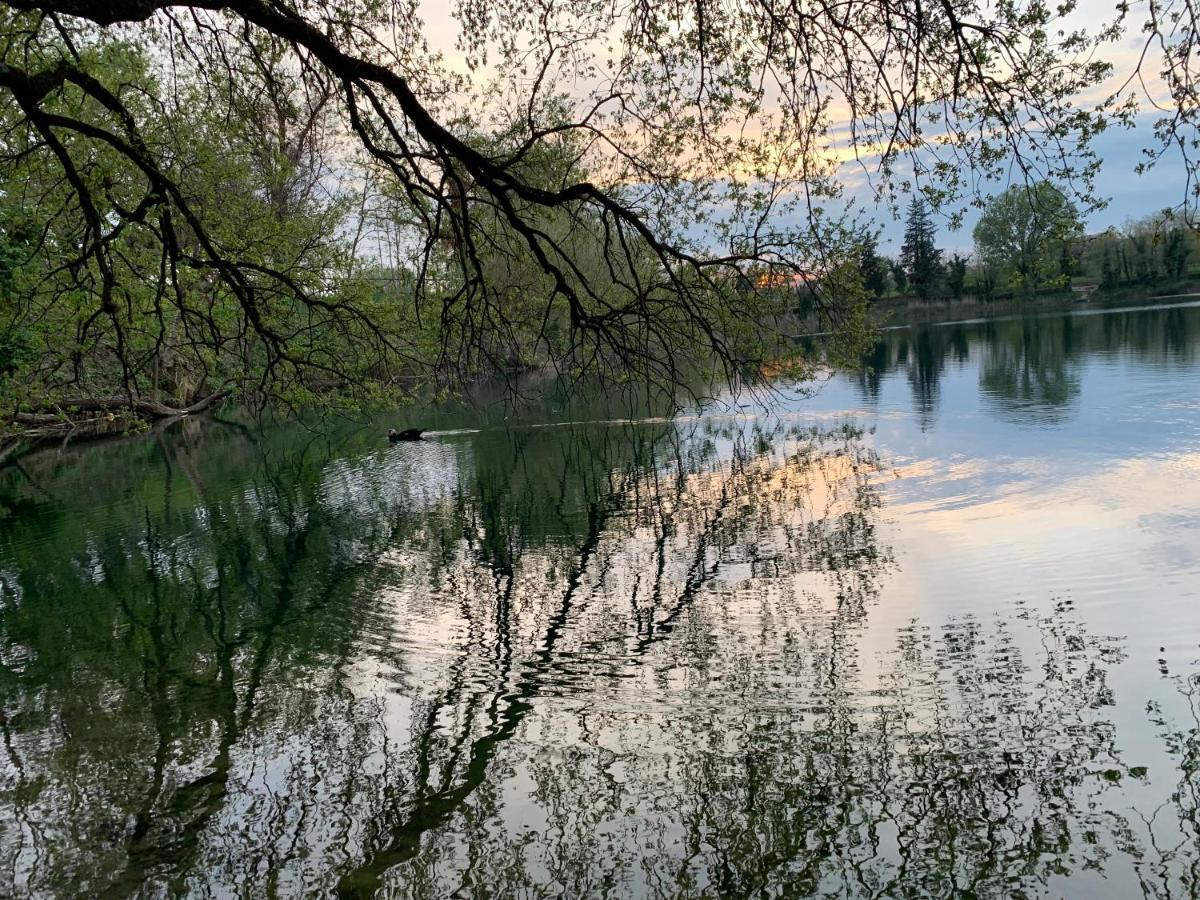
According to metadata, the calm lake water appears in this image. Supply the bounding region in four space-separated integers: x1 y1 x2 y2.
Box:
2 301 1199 898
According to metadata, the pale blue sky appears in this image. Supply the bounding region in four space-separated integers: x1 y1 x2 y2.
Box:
866 116 1188 254
414 1 1188 255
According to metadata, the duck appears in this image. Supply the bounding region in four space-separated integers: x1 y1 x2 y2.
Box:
388 427 425 442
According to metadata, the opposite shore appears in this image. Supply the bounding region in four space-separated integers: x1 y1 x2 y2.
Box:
868 281 1200 329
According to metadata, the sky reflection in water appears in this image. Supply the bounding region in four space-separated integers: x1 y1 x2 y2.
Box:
0 302 1198 897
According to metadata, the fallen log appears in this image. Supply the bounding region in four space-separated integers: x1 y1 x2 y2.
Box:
3 389 231 449
34 388 231 419
0 389 233 468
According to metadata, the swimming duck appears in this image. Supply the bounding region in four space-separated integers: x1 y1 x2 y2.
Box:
388 428 425 442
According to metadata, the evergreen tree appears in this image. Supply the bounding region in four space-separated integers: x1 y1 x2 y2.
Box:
857 238 888 297
900 197 943 298
890 259 909 294
946 254 968 299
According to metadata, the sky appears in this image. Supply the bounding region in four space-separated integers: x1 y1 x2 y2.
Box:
412 0 1191 256
862 118 1188 255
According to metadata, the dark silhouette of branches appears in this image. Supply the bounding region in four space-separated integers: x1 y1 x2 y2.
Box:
0 0 1190 432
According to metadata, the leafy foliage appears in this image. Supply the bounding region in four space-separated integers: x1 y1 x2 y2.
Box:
856 238 888 298
972 183 1083 291
0 0 1194 440
1081 213 1199 288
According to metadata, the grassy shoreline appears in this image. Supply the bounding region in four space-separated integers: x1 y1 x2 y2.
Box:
867 280 1200 329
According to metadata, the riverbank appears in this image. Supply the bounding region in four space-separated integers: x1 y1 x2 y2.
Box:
869 281 1200 328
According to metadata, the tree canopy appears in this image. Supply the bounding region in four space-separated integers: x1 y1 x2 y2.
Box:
857 238 888 299
0 0 1196 440
973 182 1084 291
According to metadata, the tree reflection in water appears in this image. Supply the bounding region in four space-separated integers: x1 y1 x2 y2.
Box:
855 304 1200 428
0 412 1195 897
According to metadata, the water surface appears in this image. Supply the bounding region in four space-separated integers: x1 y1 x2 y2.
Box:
1 302 1199 898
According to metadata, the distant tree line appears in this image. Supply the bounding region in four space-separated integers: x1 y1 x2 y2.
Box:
1086 214 1199 290
856 185 1199 303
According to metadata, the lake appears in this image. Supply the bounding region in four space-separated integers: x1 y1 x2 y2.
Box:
1 301 1199 898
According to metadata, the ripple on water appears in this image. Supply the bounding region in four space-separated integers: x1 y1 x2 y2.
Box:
1 302 1200 897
